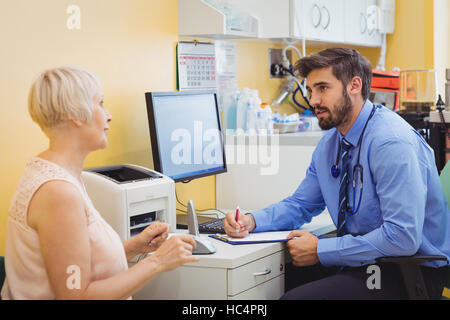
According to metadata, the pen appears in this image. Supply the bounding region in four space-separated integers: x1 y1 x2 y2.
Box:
235 206 240 233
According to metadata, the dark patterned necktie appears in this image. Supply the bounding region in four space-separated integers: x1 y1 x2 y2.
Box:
337 138 352 237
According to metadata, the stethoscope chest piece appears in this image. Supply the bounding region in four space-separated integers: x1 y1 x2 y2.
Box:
331 165 340 178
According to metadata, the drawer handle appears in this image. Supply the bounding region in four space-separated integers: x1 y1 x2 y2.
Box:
253 268 271 276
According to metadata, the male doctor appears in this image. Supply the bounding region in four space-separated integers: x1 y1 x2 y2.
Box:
224 48 450 299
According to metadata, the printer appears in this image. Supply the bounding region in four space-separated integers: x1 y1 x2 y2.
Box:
81 164 176 241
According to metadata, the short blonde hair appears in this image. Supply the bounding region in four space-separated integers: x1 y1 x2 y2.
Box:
28 66 101 131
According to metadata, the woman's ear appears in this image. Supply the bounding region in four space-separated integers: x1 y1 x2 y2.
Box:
70 119 83 127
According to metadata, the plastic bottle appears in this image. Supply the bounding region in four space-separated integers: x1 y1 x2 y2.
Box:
251 90 262 109
259 103 273 133
300 109 319 131
220 90 238 131
272 109 281 123
255 103 264 132
236 88 251 131
247 90 262 132
246 99 257 133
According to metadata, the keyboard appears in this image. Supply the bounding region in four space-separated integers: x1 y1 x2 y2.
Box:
198 218 225 234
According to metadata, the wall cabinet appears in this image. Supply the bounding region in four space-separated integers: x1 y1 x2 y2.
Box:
345 0 382 47
178 0 259 38
223 0 291 39
178 0 384 47
292 0 345 43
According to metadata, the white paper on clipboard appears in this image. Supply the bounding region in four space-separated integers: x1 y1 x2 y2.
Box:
177 42 217 91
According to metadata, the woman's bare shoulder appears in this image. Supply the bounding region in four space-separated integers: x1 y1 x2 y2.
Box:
28 180 85 230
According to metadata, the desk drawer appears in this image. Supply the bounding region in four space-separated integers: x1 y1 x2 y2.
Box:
227 250 285 296
229 274 284 300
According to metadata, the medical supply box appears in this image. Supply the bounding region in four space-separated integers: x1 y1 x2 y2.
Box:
370 69 400 111
81 164 176 241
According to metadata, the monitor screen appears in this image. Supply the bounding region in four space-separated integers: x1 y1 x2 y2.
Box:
145 90 227 182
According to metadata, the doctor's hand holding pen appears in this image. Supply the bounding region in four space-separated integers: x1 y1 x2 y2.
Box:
223 207 256 238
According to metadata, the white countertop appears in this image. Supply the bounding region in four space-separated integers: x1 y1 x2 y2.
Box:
224 130 325 146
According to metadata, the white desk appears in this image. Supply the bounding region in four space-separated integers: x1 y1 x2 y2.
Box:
132 212 335 300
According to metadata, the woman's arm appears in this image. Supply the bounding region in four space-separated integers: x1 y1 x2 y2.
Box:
28 180 198 299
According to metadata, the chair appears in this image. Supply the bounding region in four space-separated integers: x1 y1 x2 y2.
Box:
375 255 447 299
376 161 450 299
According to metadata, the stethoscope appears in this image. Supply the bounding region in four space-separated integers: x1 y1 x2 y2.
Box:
331 105 378 216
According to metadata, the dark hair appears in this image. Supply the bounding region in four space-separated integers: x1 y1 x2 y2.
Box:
295 48 373 100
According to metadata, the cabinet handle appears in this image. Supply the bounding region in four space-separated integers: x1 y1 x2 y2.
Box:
367 7 376 36
321 6 330 30
360 13 367 34
311 4 321 28
253 267 271 276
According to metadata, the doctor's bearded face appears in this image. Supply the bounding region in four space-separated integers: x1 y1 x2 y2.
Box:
315 89 352 130
306 67 352 131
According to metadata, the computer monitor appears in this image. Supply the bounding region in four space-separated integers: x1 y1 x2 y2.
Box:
145 90 227 183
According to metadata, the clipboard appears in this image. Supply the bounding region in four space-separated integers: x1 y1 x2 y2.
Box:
209 231 292 245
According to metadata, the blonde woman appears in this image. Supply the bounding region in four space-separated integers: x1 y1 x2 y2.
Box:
1 66 199 299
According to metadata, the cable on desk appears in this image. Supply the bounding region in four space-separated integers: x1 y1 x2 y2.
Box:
176 208 223 219
175 189 226 218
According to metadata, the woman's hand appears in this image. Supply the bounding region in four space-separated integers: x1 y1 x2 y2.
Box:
124 222 170 260
149 234 200 272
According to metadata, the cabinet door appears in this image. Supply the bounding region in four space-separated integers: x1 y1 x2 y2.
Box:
344 0 368 45
320 0 345 43
295 0 324 40
228 0 291 39
364 0 382 46
291 0 306 39
294 0 345 43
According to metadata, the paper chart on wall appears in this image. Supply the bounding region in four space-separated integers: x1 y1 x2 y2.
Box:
214 40 238 93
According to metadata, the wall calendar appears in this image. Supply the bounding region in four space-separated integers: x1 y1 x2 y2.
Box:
177 41 217 90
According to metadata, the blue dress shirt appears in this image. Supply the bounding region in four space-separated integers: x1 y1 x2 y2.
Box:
252 100 450 268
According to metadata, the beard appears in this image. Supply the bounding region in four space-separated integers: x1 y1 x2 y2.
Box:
315 90 352 130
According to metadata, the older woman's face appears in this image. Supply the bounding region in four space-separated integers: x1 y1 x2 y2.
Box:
81 92 112 150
